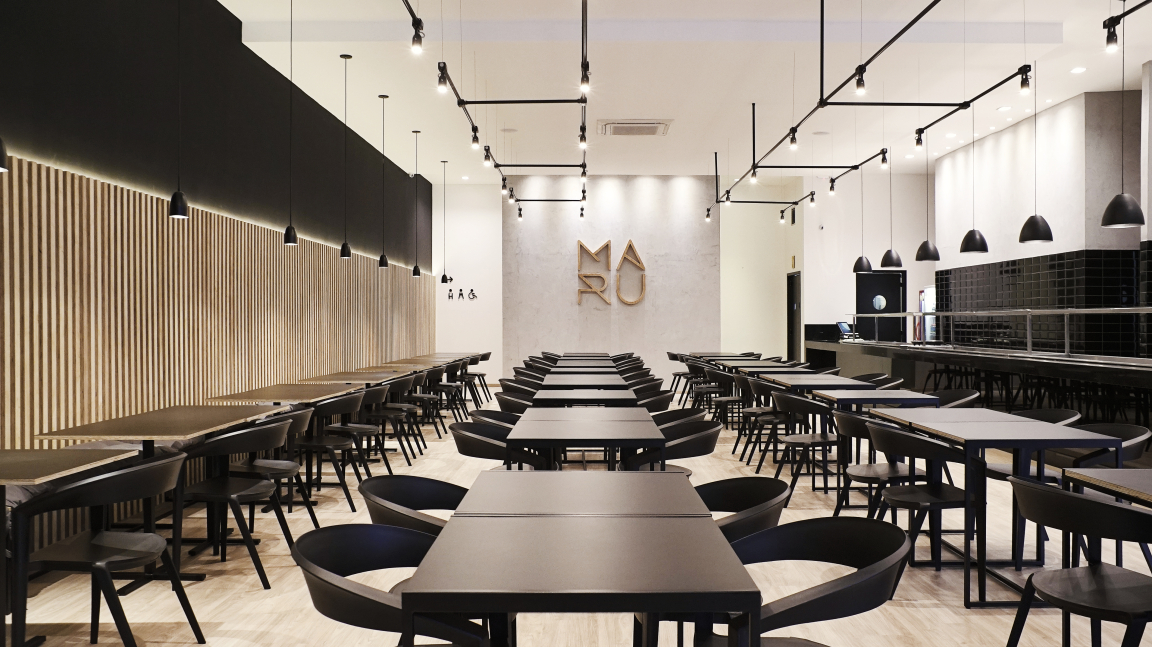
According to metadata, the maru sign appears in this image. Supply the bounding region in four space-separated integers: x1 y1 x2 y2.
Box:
577 239 646 305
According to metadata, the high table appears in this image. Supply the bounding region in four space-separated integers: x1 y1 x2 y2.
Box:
762 375 877 393
400 472 761 647
37 405 288 588
532 389 639 408
1 449 139 647
547 367 619 374
539 374 629 390
869 408 1123 608
506 419 664 470
298 370 409 386
812 389 939 411
207 383 358 405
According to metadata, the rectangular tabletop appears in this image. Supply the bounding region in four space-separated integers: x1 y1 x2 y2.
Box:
38 405 289 442
554 359 617 368
298 370 409 384
908 421 1123 450
546 367 620 374
532 389 639 407
508 420 664 448
740 367 815 375
870 407 1030 430
715 360 787 368
455 471 709 517
403 515 760 614
206 383 358 404
540 374 629 390
357 363 441 371
563 352 610 357
0 449 139 486
813 389 939 408
520 407 654 422
763 375 876 392
1063 468 1152 507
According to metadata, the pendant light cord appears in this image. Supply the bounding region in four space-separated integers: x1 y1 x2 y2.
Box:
176 0 182 192
1033 59 1038 215
288 0 293 227
381 97 387 251
1120 10 1126 193
442 160 447 274
883 83 892 247
343 56 349 244
856 109 863 256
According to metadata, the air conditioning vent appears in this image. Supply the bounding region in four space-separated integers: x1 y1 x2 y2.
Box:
597 120 672 136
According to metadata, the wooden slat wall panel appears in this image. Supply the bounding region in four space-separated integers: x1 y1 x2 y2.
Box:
1 156 435 544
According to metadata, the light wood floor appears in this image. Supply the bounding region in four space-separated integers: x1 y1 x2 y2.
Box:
16 397 1152 647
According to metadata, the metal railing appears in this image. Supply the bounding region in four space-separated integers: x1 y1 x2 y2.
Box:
848 306 1152 355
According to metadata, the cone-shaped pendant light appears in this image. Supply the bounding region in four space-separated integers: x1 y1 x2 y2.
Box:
412 130 422 277
440 160 450 284
378 95 389 268
0 135 8 173
284 0 297 245
1101 16 1145 228
1018 56 1052 243
914 60 939 261
852 109 870 273
880 95 901 267
169 0 188 219
339 54 353 259
960 99 987 253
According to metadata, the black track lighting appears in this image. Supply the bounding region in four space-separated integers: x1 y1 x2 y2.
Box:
580 189 587 204
855 65 866 96
788 128 798 151
580 207 585 219
791 206 796 222
809 192 816 207
915 240 941 262
411 18 424 54
578 127 587 149
517 206 523 220
580 168 587 183
437 69 448 93
1106 25 1119 53
880 150 888 169
483 148 492 167
471 126 480 149
580 71 590 94
340 242 352 258
779 210 786 225
705 208 711 222
501 178 508 195
508 188 516 204
724 191 731 205
284 225 298 245
914 132 924 150
881 248 902 268
1019 71 1030 95
828 179 836 196
750 169 758 184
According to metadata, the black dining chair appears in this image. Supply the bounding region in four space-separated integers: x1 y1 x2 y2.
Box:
850 373 889 383
694 476 791 542
469 409 521 428
11 454 205 647
623 421 722 472
740 379 787 465
229 408 321 530
651 408 706 429
292 524 490 647
472 352 493 402
513 366 547 381
180 419 296 590
498 379 537 397
873 377 904 390
448 422 548 470
767 393 838 496
638 390 675 412
495 392 532 414
704 369 741 429
1005 476 1152 647
622 368 653 380
358 475 468 536
325 384 394 477
648 516 911 647
296 392 365 512
831 411 921 519
867 422 967 571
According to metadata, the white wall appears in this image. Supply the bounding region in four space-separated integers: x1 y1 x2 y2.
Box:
719 178 804 358
433 183 504 382
501 175 720 386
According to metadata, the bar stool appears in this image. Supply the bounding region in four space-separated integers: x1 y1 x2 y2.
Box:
229 408 321 529
296 392 365 512
768 392 838 498
472 352 493 402
361 376 420 465
325 384 394 477
830 411 921 519
381 374 430 454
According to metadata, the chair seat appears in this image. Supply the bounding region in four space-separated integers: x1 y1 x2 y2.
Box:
230 458 301 479
295 435 355 451
881 483 966 510
846 462 922 484
364 410 407 421
185 476 277 503
741 406 775 417
326 423 380 437
407 394 439 402
780 433 837 447
29 530 166 572
713 396 742 404
1032 563 1152 623
384 403 418 412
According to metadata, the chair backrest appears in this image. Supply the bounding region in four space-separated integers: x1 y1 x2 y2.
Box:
652 408 706 429
512 375 543 388
814 367 841 375
748 378 784 406
930 389 980 408
1014 408 1081 425
260 408 315 437
358 475 468 535
469 409 521 428
638 391 674 412
409 371 427 388
498 379 537 397
666 352 680 361
291 524 433 632
1070 423 1151 465
15 453 187 517
479 351 492 361
730 517 911 633
384 375 415 402
772 392 832 418
695 476 791 542
186 419 292 459
1008 477 1152 545
313 391 366 419
740 352 762 359
622 368 652 380
664 421 723 458
449 421 510 442
850 373 888 383
873 377 904 390
513 366 546 380
495 392 531 414
660 419 721 442
866 422 965 465
468 356 480 366
424 366 445 383
359 384 390 407
541 351 561 360
705 369 734 388
831 410 872 441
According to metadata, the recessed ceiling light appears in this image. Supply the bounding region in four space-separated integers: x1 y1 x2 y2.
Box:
1006 117 1012 122
1046 99 1052 103
998 106 1010 112
1025 109 1032 113
989 126 995 130
946 133 956 138
905 154 914 159
959 140 965 144
946 146 951 150
462 176 469 180
1071 67 1086 74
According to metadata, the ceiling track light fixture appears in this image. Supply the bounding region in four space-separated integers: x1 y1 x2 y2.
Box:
517 205 523 220
1101 10 1145 228
705 208 711 223
580 167 588 183
283 0 297 245
578 126 587 149
855 65 867 96
483 146 492 167
169 0 188 219
400 0 423 53
779 210 786 225
580 189 587 204
914 130 924 150
912 65 1031 154
828 179 836 196
809 192 816 207
1105 24 1119 53
580 60 590 94
580 206 585 219
501 177 508 195
788 128 798 151
339 54 353 260
508 187 517 204
880 149 888 169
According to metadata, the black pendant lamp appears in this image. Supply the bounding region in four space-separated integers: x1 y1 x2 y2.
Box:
852 109 871 273
378 95 390 268
412 130 422 277
915 126 940 260
440 160 451 284
283 0 298 245
960 103 988 253
880 102 900 266
169 0 188 219
0 134 8 173
1101 15 1145 228
1019 58 1052 243
339 54 353 259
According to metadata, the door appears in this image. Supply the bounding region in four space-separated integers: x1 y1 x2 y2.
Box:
786 272 801 361
855 271 906 342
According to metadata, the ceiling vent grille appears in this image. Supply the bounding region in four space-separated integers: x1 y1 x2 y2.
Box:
597 120 671 136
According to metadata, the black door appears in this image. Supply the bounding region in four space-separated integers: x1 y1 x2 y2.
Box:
855 271 905 342
787 272 801 361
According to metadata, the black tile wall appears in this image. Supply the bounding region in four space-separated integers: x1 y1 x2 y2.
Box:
935 249 1140 357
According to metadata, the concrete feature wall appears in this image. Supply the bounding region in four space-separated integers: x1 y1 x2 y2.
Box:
501 175 720 385
936 91 1142 270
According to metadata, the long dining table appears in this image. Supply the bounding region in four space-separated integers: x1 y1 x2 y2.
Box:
400 471 761 647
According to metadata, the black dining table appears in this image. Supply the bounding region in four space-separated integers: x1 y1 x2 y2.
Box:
562 352 611 358
399 471 761 647
546 366 620 374
506 420 665 470
554 359 618 369
532 389 639 408
812 389 939 410
540 374 629 390
762 375 877 393
1062 467 1152 507
519 407 654 422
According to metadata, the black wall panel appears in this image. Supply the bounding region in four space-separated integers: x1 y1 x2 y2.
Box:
0 0 430 269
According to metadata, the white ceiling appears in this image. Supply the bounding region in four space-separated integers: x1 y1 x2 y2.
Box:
219 0 1152 188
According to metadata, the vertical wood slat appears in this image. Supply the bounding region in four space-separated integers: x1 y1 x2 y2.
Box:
0 155 436 544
